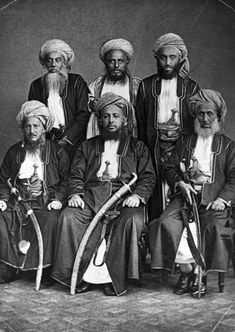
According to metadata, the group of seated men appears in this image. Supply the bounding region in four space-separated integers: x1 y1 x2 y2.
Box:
0 33 234 298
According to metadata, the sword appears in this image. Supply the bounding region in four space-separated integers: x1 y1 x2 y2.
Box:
70 172 138 295
180 161 206 299
7 178 43 291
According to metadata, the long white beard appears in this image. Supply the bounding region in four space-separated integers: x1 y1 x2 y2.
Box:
43 72 67 94
194 117 221 138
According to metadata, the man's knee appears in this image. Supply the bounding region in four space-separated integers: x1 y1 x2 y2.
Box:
119 207 145 232
58 206 93 227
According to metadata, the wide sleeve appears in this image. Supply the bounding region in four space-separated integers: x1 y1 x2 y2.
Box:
28 79 42 101
217 140 235 203
67 142 87 197
64 76 90 147
28 82 34 100
135 81 148 144
49 147 70 203
0 146 19 201
0 151 11 201
132 141 156 203
86 80 100 139
161 138 185 190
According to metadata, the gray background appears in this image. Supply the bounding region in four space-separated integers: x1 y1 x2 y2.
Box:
0 0 234 161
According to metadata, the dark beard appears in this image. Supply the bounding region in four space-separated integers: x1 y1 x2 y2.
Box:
101 127 126 141
24 135 46 153
105 68 130 84
41 72 67 95
158 62 182 79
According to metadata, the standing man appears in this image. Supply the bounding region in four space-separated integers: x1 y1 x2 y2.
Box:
28 39 90 160
87 38 140 138
0 100 69 283
136 33 199 220
149 90 234 298
52 93 155 296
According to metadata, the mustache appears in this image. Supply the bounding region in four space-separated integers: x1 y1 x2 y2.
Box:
23 135 45 152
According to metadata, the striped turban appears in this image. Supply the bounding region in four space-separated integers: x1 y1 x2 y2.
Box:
189 89 227 122
16 100 55 132
89 93 135 135
99 38 133 62
39 39 74 69
152 33 190 78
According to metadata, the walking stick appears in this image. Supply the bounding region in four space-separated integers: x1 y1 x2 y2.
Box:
70 172 138 295
7 178 43 291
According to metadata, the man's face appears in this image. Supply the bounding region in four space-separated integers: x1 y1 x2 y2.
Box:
23 117 45 143
101 105 126 132
44 51 67 74
105 50 129 82
157 45 181 77
197 105 217 129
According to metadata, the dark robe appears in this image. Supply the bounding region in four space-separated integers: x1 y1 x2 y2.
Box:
149 134 235 272
136 74 199 220
0 140 69 278
28 73 90 160
52 134 156 295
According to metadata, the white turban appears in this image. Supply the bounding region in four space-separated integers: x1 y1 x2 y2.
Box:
99 38 133 62
16 100 55 132
39 39 74 69
152 33 190 78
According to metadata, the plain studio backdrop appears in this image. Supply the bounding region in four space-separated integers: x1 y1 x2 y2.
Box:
0 0 234 162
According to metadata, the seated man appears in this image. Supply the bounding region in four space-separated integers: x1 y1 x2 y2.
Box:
52 93 156 296
0 101 69 283
149 89 235 298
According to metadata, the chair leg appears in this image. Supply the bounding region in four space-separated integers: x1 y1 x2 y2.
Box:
218 272 225 293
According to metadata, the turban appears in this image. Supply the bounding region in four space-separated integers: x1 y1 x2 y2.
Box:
189 89 227 122
39 39 74 68
89 93 135 135
16 100 55 132
99 38 133 62
152 33 190 78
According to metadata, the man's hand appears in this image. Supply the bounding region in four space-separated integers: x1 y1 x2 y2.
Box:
122 194 140 208
47 200 63 210
206 198 226 211
0 200 7 212
68 195 85 209
178 181 197 205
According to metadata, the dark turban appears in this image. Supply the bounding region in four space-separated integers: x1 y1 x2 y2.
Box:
189 89 227 122
39 39 74 69
99 38 133 62
16 100 55 132
152 33 189 78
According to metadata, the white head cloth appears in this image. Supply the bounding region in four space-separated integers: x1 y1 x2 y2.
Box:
99 38 133 62
16 100 55 132
39 39 74 69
